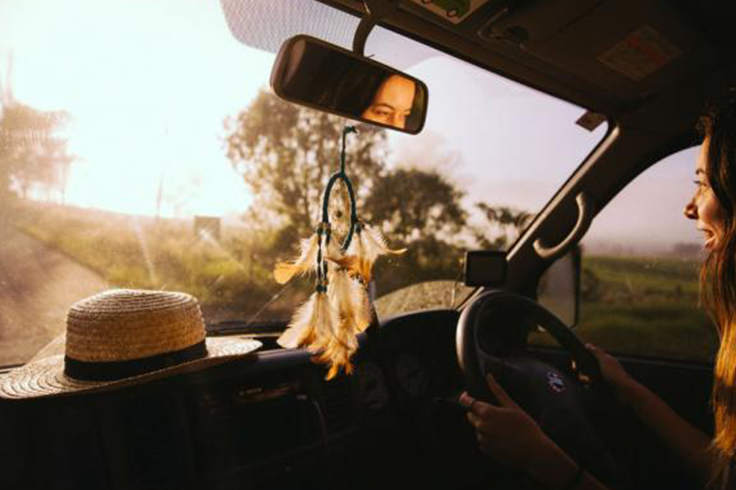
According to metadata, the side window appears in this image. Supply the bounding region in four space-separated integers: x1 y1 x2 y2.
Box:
533 146 718 362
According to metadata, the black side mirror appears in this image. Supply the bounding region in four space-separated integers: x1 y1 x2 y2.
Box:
537 245 581 327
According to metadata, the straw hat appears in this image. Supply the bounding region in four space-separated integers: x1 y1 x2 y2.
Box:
0 289 261 399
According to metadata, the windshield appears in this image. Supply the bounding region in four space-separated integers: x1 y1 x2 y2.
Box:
0 0 607 365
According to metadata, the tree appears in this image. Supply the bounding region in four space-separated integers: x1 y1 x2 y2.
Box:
362 165 468 295
363 167 467 244
473 202 532 250
0 103 73 203
223 89 471 295
224 89 388 243
373 234 466 295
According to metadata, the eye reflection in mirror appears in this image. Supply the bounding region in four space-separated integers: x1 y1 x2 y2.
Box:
361 74 417 130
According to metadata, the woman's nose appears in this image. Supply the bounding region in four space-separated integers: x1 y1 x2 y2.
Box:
684 199 697 220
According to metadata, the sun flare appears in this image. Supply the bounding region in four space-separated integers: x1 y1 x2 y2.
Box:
0 0 275 217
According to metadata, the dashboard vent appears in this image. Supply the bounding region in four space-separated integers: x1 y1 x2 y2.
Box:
320 376 354 434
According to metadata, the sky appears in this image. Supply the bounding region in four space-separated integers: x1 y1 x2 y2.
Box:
0 0 268 217
583 146 702 253
0 0 700 251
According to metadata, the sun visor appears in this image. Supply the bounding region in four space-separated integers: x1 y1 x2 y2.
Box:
219 0 436 70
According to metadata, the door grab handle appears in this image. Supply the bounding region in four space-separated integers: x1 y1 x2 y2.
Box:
533 192 594 260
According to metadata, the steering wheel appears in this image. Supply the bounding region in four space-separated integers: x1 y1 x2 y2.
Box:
456 290 626 486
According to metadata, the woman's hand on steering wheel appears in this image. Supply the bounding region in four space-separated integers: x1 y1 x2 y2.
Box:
460 372 610 490
456 292 628 487
586 343 640 407
459 372 555 472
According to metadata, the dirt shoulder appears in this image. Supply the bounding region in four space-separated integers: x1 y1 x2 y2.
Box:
0 222 108 366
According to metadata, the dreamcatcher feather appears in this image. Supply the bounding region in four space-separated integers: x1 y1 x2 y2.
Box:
325 234 357 271
274 126 406 379
345 223 407 283
273 234 320 284
277 288 337 349
328 268 371 333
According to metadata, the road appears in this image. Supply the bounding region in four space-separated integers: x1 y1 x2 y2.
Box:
0 223 108 366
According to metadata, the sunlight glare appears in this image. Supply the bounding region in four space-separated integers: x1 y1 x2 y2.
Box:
131 216 158 285
0 0 276 218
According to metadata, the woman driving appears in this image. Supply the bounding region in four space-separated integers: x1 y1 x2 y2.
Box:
460 90 736 490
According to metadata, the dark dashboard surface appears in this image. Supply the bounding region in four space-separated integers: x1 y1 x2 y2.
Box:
1 309 508 490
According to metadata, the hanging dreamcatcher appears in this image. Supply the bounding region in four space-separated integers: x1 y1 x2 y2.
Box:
274 126 406 379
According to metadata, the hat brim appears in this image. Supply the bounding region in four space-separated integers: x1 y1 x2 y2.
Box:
0 336 261 400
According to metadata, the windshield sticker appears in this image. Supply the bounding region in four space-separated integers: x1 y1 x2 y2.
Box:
409 0 490 24
275 126 406 380
598 25 682 81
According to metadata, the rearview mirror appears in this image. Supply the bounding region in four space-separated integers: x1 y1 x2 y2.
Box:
271 35 428 134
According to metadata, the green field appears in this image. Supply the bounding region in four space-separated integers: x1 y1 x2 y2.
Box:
531 255 718 362
12 202 306 323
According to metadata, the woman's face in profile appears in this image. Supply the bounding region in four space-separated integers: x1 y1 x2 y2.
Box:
361 74 416 129
684 137 726 251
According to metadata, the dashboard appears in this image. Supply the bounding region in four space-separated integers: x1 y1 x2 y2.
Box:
1 309 511 490
1 304 714 490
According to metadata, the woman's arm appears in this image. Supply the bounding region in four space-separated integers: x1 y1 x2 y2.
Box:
529 437 608 490
461 373 609 490
587 344 712 476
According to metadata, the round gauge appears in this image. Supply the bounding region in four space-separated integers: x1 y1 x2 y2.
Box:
356 362 389 410
395 353 429 398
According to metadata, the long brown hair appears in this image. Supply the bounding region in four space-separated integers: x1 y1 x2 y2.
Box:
699 89 736 488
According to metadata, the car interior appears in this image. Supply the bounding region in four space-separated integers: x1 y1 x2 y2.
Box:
1 0 735 489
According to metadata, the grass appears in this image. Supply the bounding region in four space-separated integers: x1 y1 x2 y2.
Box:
586 255 701 297
12 202 299 322
531 255 718 362
576 302 717 360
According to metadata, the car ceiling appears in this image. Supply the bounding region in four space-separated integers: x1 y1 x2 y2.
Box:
223 0 736 126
